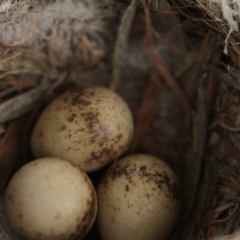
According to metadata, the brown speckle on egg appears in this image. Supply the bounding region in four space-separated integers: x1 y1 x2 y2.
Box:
97 154 181 240
31 86 134 172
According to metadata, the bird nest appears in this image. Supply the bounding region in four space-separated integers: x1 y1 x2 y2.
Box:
1 0 240 239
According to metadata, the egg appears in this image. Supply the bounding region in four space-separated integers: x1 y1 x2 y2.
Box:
4 157 97 240
31 86 134 172
97 154 181 240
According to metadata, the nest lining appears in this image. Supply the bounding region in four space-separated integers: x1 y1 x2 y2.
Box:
1 0 240 240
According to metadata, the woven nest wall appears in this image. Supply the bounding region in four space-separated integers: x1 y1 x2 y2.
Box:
1 0 240 239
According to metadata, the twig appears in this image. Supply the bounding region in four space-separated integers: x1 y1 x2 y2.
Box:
216 129 240 165
143 1 190 113
206 48 222 111
223 205 240 235
228 49 240 70
211 122 240 132
47 69 69 94
214 202 236 213
129 74 161 152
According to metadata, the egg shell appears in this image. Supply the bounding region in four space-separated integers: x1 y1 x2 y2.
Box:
97 154 181 240
31 86 134 172
4 157 97 240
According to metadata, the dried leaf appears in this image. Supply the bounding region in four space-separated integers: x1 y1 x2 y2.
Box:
185 82 208 217
0 117 27 189
0 82 50 123
172 82 208 240
110 0 138 91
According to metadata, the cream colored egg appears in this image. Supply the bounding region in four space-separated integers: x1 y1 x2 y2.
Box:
31 86 134 172
5 157 97 240
97 154 181 240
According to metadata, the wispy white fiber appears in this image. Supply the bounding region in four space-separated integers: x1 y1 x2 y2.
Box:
198 0 240 54
0 0 17 13
0 0 105 47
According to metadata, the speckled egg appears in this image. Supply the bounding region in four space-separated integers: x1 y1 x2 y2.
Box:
4 157 97 240
97 154 181 240
31 86 134 172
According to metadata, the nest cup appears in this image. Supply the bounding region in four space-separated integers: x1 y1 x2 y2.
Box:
1 0 240 239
